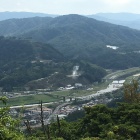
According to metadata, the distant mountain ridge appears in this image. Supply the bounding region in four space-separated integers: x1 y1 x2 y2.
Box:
88 13 140 30
95 13 140 21
0 11 58 21
1 12 140 30
0 16 53 36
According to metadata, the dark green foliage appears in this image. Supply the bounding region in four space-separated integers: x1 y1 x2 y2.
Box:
0 37 106 90
1 95 140 139
49 103 140 140
65 109 85 122
26 60 106 90
50 120 80 140
0 37 63 90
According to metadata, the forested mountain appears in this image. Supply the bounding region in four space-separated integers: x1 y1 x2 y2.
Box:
0 17 53 36
0 37 63 90
26 61 106 90
0 11 57 21
1 14 140 69
0 37 106 90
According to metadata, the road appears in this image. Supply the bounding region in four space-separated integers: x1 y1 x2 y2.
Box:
10 102 55 109
76 84 120 100
46 102 70 124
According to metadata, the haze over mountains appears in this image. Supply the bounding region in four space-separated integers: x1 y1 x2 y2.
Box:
89 13 140 30
1 12 140 30
0 11 57 21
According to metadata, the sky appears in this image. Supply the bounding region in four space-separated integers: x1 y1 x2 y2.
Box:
0 0 140 15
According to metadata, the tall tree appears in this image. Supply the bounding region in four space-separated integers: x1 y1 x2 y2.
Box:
124 80 140 103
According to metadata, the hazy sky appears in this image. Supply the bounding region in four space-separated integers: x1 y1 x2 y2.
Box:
0 0 140 15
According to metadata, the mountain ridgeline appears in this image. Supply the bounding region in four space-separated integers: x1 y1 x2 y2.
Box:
0 11 57 21
0 14 140 69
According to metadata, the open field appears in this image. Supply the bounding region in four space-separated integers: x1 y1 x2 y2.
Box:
0 81 111 106
1 94 59 106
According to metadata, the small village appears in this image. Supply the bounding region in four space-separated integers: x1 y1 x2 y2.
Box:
7 79 125 127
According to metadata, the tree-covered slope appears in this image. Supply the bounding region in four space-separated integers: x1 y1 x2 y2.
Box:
0 37 106 90
50 103 140 140
0 17 52 36
26 60 106 90
0 37 64 90
0 36 62 65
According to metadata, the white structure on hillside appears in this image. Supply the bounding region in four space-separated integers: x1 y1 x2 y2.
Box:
106 45 119 50
112 80 125 88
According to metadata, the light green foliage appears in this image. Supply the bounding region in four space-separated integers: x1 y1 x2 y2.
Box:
53 138 64 140
107 131 114 140
0 97 25 140
81 137 100 140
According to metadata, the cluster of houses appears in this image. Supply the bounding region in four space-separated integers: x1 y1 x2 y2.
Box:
57 105 82 119
10 106 53 125
6 79 126 127
58 83 83 90
111 80 125 88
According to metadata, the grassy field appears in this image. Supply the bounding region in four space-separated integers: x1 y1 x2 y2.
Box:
1 94 59 106
0 81 111 106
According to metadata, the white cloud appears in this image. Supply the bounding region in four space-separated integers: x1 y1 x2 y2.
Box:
0 0 139 14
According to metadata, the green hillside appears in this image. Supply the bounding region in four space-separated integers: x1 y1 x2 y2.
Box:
0 37 106 91
0 17 52 36
26 61 106 90
0 37 63 90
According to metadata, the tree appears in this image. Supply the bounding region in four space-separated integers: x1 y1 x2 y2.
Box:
0 96 25 140
124 80 140 103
